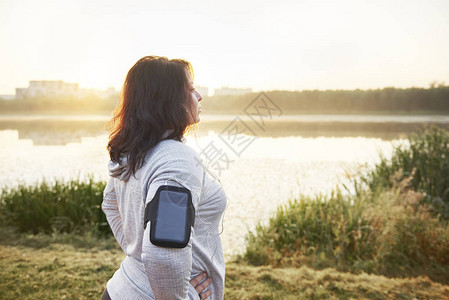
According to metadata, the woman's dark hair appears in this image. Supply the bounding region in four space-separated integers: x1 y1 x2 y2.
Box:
107 55 195 176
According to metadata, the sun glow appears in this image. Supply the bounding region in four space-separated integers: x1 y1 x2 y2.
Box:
0 0 448 95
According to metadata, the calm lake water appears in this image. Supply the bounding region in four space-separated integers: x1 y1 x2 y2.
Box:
1 114 447 257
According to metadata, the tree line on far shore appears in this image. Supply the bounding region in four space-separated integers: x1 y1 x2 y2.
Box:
204 85 449 114
1 85 448 114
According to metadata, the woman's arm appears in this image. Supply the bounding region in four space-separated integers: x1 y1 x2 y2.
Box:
102 178 129 253
142 232 195 299
141 152 205 299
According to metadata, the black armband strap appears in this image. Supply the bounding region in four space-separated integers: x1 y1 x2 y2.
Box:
143 185 195 248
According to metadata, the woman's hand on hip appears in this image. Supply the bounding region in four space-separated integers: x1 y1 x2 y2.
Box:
189 272 212 299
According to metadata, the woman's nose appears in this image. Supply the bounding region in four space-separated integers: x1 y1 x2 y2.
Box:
195 91 202 102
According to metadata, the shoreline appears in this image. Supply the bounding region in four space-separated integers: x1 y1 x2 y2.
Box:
1 113 449 123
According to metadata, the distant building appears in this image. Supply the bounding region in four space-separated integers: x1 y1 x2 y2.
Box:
16 80 79 99
15 81 119 100
0 95 15 100
213 86 252 96
79 87 118 99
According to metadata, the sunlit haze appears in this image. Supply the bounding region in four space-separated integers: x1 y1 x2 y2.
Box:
0 0 448 95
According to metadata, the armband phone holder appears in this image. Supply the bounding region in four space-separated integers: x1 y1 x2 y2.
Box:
144 185 195 248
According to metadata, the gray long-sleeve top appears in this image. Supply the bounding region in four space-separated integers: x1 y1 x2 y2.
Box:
102 134 227 299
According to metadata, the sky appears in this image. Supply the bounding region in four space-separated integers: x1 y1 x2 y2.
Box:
0 0 449 95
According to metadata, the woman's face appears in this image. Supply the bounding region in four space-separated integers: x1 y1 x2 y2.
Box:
186 70 202 124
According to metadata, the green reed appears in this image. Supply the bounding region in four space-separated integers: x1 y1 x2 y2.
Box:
242 189 377 269
360 126 449 219
0 177 110 236
241 127 449 283
242 182 449 283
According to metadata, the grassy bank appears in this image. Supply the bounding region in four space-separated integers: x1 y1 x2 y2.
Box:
1 238 448 299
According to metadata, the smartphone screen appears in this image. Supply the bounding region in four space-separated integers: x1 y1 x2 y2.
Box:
153 190 189 243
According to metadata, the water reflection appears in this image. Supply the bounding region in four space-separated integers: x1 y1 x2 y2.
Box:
1 115 448 145
0 119 108 145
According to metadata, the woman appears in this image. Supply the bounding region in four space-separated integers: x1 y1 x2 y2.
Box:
101 56 227 299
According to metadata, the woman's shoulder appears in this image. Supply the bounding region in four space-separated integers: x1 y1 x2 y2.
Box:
140 139 205 195
144 138 202 168
154 138 199 157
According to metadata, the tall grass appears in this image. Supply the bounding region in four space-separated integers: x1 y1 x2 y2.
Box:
240 127 449 283
360 126 449 219
0 177 110 236
244 188 376 268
